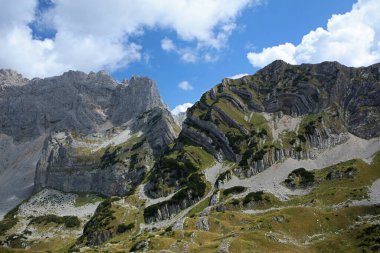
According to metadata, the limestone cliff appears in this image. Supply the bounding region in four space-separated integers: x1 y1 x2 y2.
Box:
34 107 179 196
0 70 178 215
0 71 164 141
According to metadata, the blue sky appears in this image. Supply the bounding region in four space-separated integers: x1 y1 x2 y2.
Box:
118 0 356 110
1 0 379 113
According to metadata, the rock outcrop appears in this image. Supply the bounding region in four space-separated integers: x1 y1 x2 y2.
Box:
34 107 179 196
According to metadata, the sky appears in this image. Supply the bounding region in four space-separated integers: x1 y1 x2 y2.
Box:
1 0 379 114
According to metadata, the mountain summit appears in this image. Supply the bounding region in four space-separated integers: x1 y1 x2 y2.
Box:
0 71 179 218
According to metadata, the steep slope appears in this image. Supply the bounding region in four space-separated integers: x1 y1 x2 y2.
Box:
66 154 380 252
143 60 380 223
34 107 179 196
0 70 164 141
0 70 179 218
1 61 380 252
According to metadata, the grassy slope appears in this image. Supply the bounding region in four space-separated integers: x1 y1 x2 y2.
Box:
153 153 379 252
2 153 374 252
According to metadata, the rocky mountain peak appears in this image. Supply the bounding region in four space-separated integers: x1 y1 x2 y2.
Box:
0 70 165 141
256 59 290 75
0 69 28 87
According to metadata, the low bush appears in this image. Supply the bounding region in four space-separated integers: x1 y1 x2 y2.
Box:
29 214 80 228
223 186 247 196
285 168 315 188
116 223 134 234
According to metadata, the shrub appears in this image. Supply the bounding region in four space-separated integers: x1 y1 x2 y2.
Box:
304 121 316 135
243 191 266 205
117 223 134 234
285 168 315 188
230 199 240 206
65 216 81 228
223 186 247 196
297 134 306 142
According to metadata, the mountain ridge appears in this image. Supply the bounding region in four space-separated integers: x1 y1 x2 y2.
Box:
0 61 380 252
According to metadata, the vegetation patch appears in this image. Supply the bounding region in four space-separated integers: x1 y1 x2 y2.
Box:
223 186 247 196
325 166 357 180
74 193 103 207
0 206 19 236
79 198 116 245
299 113 323 136
284 168 315 189
100 146 124 169
144 176 207 222
29 215 80 228
116 223 134 234
357 224 380 252
242 191 280 209
4 234 28 249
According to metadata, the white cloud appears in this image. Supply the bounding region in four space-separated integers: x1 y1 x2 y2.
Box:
247 43 296 68
0 0 259 78
204 53 219 63
171 103 193 115
228 73 250 79
247 0 380 68
161 37 176 52
180 51 197 63
178 81 194 91
161 38 198 63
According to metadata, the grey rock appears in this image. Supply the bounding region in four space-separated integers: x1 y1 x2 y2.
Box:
210 191 220 205
34 107 178 196
0 69 178 207
0 71 164 141
86 230 113 246
173 111 187 127
130 239 150 252
196 216 209 231
0 69 28 87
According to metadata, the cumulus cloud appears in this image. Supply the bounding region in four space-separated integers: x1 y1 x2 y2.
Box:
247 43 296 67
247 0 380 68
161 38 198 63
171 103 193 115
178 81 194 91
228 73 249 79
0 0 258 78
161 37 176 52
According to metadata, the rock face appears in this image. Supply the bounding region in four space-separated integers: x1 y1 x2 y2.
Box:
0 69 28 87
0 134 46 219
254 60 380 138
34 107 179 196
0 70 179 214
180 60 380 167
0 71 164 141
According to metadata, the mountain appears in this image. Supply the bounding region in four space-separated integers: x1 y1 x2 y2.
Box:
0 61 380 252
144 60 380 222
0 70 179 217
